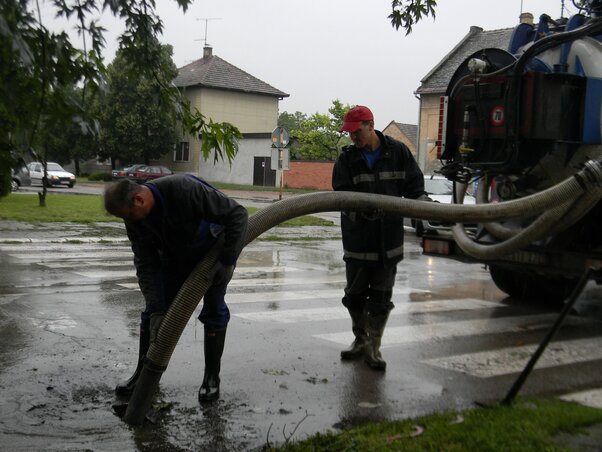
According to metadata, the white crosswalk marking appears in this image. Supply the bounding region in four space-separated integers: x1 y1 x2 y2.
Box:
40 260 133 269
8 251 134 261
423 337 602 377
73 270 136 279
560 388 602 409
228 275 346 287
314 314 592 347
235 299 500 323
2 238 602 402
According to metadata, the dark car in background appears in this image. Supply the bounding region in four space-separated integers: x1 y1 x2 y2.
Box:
112 164 146 180
130 165 173 183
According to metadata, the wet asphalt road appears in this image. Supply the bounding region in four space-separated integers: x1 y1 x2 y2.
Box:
1 191 602 450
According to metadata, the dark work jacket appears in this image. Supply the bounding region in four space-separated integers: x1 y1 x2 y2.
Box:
332 131 427 266
124 174 248 311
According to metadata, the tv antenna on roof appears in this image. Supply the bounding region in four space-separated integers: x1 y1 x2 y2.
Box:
195 17 222 47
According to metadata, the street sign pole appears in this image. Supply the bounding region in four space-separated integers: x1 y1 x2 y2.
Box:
278 148 284 200
271 127 290 201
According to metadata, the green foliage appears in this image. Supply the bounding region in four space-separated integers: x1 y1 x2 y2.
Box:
184 112 243 165
290 100 352 161
274 398 602 451
278 111 307 134
98 42 179 164
0 0 241 200
0 0 105 199
389 0 437 35
87 172 112 181
1 0 434 199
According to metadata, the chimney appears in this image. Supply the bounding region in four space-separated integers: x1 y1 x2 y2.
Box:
203 46 213 59
519 12 534 25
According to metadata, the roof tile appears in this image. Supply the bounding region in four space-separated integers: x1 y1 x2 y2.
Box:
416 27 514 94
174 50 289 98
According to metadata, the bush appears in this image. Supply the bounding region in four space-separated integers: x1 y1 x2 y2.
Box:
88 172 112 181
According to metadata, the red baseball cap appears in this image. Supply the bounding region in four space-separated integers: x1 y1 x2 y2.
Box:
340 106 374 132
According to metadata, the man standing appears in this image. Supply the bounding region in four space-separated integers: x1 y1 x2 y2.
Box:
104 174 248 402
332 105 428 371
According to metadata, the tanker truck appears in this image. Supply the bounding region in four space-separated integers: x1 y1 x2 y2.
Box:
423 0 602 303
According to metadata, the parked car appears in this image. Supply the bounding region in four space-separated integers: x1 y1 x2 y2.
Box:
411 175 476 236
130 165 173 182
11 163 31 191
112 164 146 180
28 162 76 188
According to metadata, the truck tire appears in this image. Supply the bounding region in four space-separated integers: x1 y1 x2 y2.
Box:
489 265 578 304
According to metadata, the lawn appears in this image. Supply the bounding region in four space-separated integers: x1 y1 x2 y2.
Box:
272 398 602 451
0 192 334 227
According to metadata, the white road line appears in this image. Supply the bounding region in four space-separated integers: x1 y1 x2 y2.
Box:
114 285 428 303
39 261 133 269
234 299 502 323
118 283 140 290
423 336 602 378
8 251 134 261
73 270 136 279
226 286 426 304
0 244 130 252
314 314 591 347
235 266 303 274
560 388 602 409
228 276 346 287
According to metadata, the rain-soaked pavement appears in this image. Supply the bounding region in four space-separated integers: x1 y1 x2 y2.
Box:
0 213 602 451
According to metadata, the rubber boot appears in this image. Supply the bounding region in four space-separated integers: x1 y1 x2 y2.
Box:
198 327 227 403
340 309 368 360
115 320 150 396
364 311 390 371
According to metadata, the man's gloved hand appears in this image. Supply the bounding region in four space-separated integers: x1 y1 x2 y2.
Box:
149 312 165 344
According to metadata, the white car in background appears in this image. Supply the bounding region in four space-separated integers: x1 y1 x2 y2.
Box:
411 175 476 236
28 162 76 188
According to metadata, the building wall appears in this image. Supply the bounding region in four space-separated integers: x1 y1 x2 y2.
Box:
199 137 274 185
418 93 444 175
187 87 279 133
283 161 334 190
382 124 417 156
160 86 282 185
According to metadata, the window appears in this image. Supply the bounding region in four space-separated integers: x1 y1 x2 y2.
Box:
174 142 190 162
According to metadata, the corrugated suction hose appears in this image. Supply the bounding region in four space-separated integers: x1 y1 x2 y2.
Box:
123 160 602 425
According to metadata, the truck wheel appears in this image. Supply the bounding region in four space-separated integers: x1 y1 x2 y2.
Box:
489 265 578 304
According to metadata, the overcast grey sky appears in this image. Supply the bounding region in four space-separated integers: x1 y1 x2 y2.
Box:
44 0 570 129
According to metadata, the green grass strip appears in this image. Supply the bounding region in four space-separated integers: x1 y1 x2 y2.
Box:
273 398 602 451
0 193 113 223
1 194 335 227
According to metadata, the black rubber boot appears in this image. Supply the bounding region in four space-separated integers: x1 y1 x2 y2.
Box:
364 311 390 371
340 309 368 360
198 327 226 403
115 320 150 396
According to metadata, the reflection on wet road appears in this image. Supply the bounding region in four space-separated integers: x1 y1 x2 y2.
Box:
0 232 601 450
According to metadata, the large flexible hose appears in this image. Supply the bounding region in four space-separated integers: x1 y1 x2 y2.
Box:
123 160 602 425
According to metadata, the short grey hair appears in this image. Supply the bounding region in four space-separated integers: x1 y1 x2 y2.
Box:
104 179 143 216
